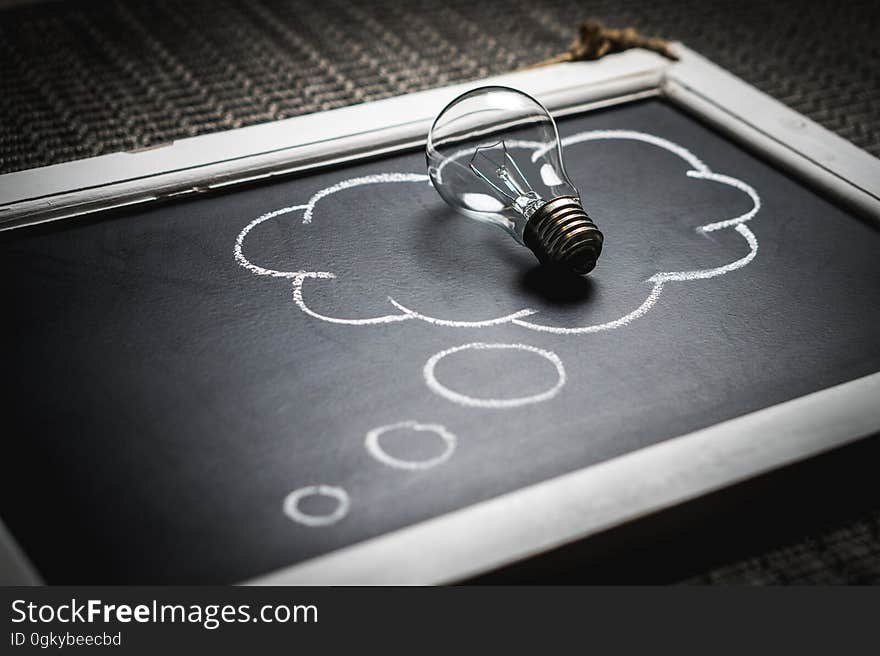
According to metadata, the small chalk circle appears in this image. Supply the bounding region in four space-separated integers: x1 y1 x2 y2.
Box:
365 421 457 470
282 485 350 527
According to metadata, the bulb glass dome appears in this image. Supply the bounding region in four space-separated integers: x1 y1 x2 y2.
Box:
426 85 578 243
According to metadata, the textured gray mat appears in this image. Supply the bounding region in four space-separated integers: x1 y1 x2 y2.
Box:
692 513 880 585
1 0 879 584
1 0 878 173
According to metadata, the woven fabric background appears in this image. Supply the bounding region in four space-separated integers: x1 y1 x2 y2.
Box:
2 0 879 173
1 0 879 583
692 514 880 585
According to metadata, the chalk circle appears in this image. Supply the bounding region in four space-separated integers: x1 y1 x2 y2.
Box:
424 342 566 409
282 485 350 527
365 420 457 470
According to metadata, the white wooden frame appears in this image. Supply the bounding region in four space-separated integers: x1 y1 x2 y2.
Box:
2 45 879 585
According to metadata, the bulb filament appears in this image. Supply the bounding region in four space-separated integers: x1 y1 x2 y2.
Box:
469 141 545 218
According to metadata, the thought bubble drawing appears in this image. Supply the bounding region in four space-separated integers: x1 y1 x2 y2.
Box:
234 130 760 334
282 485 350 527
365 420 457 470
423 343 566 408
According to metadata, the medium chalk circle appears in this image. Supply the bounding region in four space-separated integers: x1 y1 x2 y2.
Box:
365 421 457 470
283 485 350 527
424 343 566 409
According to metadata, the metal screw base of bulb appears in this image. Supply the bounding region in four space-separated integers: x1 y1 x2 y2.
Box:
523 196 604 275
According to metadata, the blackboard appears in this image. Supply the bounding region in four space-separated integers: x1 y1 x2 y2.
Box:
2 99 879 583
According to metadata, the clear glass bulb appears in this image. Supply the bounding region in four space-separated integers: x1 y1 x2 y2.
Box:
427 85 603 275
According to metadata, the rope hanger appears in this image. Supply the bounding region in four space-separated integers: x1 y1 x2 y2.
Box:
528 19 678 68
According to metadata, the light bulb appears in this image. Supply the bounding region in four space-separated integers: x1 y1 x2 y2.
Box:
427 85 603 275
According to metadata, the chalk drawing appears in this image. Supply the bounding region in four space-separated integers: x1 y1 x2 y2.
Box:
365 421 457 470
234 130 762 335
513 224 758 334
283 485 350 527
535 130 709 172
293 272 414 326
423 343 566 408
301 173 431 224
387 298 537 327
234 204 310 279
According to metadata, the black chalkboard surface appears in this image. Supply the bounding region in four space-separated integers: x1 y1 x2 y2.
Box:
2 99 880 583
